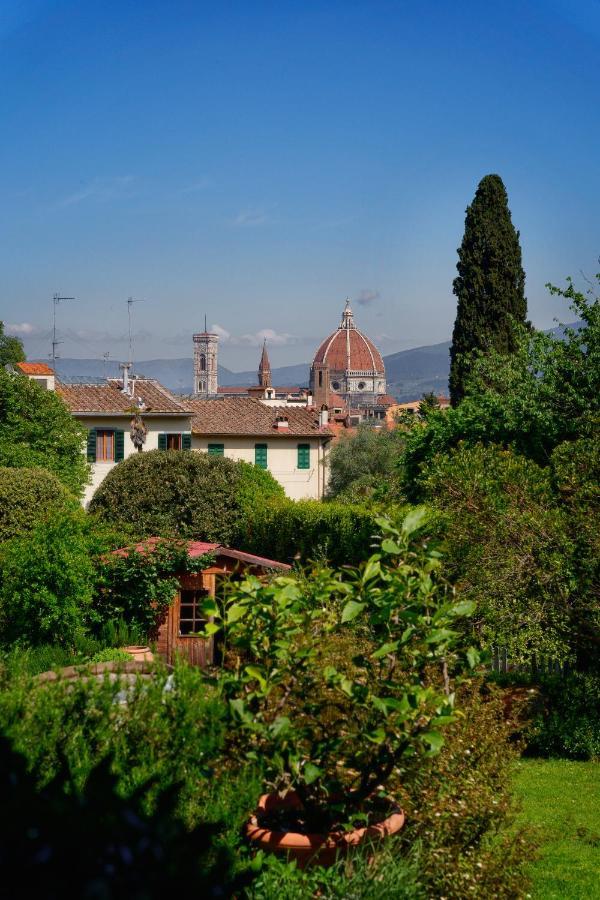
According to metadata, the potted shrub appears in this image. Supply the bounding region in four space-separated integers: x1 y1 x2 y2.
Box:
214 508 480 866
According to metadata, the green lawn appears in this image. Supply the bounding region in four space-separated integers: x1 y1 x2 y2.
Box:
514 758 600 899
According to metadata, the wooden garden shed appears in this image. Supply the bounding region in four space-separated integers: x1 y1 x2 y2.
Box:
116 540 290 667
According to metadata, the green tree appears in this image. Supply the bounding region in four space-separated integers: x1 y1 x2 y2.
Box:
449 174 527 405
0 467 78 544
0 370 89 495
326 424 404 501
0 510 96 646
0 322 25 368
89 449 284 543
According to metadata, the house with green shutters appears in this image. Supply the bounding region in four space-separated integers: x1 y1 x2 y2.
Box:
188 397 333 500
57 376 193 506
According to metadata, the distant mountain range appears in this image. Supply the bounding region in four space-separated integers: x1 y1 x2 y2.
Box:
40 322 578 403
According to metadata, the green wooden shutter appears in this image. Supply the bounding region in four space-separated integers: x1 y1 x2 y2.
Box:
297 443 310 469
208 443 224 456
182 433 192 450
86 429 97 462
158 433 167 451
254 443 268 469
114 430 125 462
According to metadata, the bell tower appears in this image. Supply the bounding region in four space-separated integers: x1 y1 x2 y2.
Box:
193 322 219 397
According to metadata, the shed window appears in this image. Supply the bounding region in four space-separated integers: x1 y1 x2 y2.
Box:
255 443 268 469
297 443 310 469
208 443 224 456
179 589 209 636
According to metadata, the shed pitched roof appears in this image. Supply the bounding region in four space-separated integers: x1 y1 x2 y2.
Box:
56 378 191 415
189 397 332 437
114 537 290 571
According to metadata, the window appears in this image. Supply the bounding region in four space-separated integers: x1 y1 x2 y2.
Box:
208 443 224 456
297 443 310 469
179 589 209 636
96 429 114 462
318 371 323 387
255 443 268 469
358 381 366 390
159 433 191 451
199 353 206 371
331 381 340 391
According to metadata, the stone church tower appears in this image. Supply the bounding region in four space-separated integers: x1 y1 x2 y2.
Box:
193 327 219 397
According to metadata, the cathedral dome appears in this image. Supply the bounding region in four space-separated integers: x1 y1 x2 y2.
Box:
312 300 385 374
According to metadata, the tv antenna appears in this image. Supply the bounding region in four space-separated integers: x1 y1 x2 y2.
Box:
51 293 77 366
127 297 145 366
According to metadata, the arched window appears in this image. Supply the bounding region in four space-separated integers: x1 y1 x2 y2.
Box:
200 354 206 371
198 379 206 392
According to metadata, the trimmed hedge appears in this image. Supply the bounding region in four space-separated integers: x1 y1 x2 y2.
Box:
0 467 78 544
238 497 387 566
88 450 284 544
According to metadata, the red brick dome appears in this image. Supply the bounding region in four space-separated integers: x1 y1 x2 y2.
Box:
312 301 385 373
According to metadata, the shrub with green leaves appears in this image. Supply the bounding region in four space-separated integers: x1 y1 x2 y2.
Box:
326 424 405 502
0 510 96 647
217 509 480 829
0 369 89 495
420 443 574 661
89 449 284 543
525 672 600 760
241 496 383 565
0 466 78 544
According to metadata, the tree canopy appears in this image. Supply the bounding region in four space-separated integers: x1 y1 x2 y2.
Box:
88 449 285 544
0 322 25 368
449 174 527 404
0 467 79 544
0 370 89 495
326 424 404 502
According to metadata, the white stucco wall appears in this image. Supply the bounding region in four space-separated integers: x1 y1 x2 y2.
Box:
191 435 329 500
77 415 191 506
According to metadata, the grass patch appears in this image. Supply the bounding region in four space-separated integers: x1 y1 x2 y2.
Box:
514 758 600 899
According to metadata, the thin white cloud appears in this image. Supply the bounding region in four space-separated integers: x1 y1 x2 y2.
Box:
211 324 298 347
177 177 212 195
356 289 380 306
231 205 276 227
5 322 44 336
58 175 135 208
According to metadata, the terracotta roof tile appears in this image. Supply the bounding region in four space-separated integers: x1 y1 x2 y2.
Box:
16 362 55 375
189 397 332 437
56 378 191 415
313 327 385 373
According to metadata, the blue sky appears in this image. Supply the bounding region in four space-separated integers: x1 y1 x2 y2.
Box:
1 0 599 369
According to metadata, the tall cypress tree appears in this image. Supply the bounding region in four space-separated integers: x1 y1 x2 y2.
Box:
449 174 527 405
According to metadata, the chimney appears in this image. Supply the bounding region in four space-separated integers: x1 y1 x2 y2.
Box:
275 414 289 430
120 362 132 395
319 405 329 427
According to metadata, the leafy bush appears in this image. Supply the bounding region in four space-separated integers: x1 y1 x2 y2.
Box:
395 681 534 899
0 660 262 844
0 466 79 544
0 369 89 495
89 449 284 543
217 510 480 829
420 444 574 661
525 672 600 760
326 424 405 501
94 538 214 637
0 510 96 647
0 736 244 899
241 496 384 565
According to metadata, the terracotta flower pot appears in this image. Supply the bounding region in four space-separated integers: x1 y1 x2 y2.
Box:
245 791 405 868
122 645 154 662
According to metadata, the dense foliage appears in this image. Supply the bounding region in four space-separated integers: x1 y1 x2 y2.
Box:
0 369 89 495
326 424 405 501
241 496 382 565
0 321 25 367
89 449 284 543
0 466 79 543
421 444 574 660
449 174 527 404
525 672 600 760
0 511 96 647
